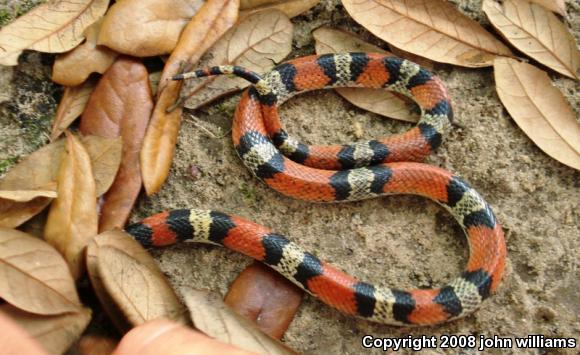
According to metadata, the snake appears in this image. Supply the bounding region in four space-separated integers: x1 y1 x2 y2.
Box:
126 53 506 326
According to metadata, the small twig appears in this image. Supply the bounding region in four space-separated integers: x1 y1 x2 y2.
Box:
190 117 231 139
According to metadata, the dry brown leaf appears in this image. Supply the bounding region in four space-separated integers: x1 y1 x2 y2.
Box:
91 230 188 327
527 0 566 16
0 197 52 229
0 304 91 355
182 287 297 354
0 189 56 202
0 136 122 197
141 0 240 195
44 133 99 280
80 57 153 232
51 79 97 141
183 9 293 109
240 0 319 18
0 0 109 66
225 262 302 340
86 232 132 333
494 58 580 170
483 0 579 79
0 228 82 315
313 27 419 122
52 19 118 87
342 0 513 67
98 0 204 57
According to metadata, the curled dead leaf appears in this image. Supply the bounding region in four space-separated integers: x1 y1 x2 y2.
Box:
52 19 118 87
141 0 240 195
0 228 82 315
76 335 118 355
89 230 188 328
98 0 204 57
183 9 293 109
0 135 122 197
494 58 580 170
51 79 97 141
80 57 153 232
342 0 513 67
225 262 302 340
0 197 52 229
313 27 419 122
182 287 297 354
0 304 91 355
0 0 109 66
483 0 579 79
240 0 320 18
44 133 99 280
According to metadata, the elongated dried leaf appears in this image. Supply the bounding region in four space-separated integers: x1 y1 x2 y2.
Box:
0 0 109 66
0 228 82 315
0 136 122 197
86 233 132 333
225 262 302 339
389 45 434 71
240 0 319 18
141 0 239 195
0 304 91 355
0 197 52 229
51 79 97 141
0 189 56 202
183 9 293 109
182 287 297 354
494 58 580 170
342 0 513 67
52 19 118 87
44 133 98 279
528 0 566 16
313 27 419 122
483 0 578 79
98 0 204 57
91 230 188 327
80 57 153 232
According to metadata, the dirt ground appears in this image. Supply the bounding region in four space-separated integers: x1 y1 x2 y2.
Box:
0 0 579 354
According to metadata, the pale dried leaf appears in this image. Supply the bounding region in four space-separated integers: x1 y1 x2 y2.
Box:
0 228 82 315
494 58 580 170
93 230 188 327
0 304 91 355
0 197 52 228
44 133 99 280
0 136 122 197
52 19 118 86
342 0 513 67
51 79 97 141
483 0 579 79
182 287 297 354
0 0 109 66
141 0 240 195
313 27 419 122
240 0 319 18
98 0 205 57
0 190 56 201
183 9 293 109
86 233 132 333
527 0 566 16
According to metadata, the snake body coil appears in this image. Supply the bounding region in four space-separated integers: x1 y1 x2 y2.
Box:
126 53 506 326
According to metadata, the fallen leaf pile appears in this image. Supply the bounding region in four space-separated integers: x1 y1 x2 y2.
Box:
0 0 578 353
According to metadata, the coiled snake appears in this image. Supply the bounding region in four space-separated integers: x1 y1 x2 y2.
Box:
126 53 506 326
